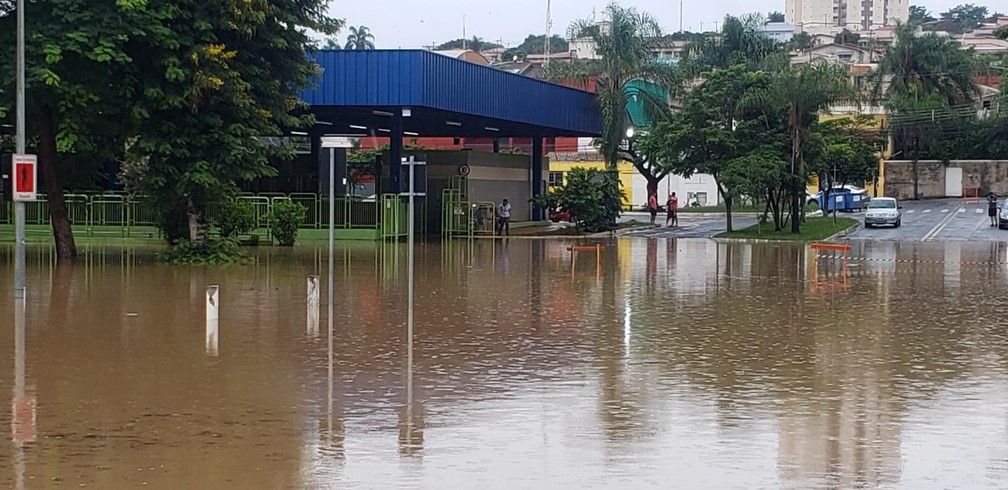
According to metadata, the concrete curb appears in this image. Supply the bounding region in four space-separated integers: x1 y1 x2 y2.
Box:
712 221 860 244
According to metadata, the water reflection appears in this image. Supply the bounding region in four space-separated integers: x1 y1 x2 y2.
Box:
0 240 1005 488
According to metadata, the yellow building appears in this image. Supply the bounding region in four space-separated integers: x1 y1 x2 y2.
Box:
548 152 638 208
810 111 892 197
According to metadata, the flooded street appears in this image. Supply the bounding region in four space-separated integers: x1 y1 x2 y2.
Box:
1 239 1007 489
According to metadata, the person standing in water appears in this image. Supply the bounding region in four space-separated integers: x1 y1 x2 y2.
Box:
666 192 679 227
498 198 512 236
988 193 998 227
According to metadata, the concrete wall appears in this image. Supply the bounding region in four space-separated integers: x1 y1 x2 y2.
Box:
883 160 1008 200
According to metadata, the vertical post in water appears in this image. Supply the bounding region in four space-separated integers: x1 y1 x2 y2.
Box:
206 285 219 355
307 275 320 337
14 0 27 298
406 157 415 393
327 148 335 388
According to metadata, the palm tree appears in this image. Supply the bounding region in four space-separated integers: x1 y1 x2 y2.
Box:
566 3 678 193
746 61 854 233
684 14 782 75
345 26 376 50
871 22 977 108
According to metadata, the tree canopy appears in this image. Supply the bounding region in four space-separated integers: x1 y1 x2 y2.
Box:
501 35 568 61
345 25 375 50
436 37 502 52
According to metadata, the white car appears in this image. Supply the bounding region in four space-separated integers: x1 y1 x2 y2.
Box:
864 197 901 228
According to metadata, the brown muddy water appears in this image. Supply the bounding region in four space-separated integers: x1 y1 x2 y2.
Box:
0 239 1007 489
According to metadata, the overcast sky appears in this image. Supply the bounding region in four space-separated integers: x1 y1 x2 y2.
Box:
328 0 1001 48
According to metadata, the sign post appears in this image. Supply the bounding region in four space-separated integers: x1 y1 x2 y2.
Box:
399 156 426 412
14 0 27 298
12 154 37 202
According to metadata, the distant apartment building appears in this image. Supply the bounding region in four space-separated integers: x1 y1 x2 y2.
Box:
785 0 909 32
760 22 797 43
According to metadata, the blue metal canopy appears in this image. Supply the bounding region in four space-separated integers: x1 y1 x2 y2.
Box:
302 50 602 138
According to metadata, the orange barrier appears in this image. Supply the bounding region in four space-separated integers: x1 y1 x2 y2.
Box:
963 186 981 202
810 243 851 292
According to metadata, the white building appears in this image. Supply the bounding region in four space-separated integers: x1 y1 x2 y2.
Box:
631 172 721 209
786 0 909 32
761 22 797 43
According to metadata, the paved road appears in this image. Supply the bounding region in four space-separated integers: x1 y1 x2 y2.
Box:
620 212 758 238
846 198 1008 242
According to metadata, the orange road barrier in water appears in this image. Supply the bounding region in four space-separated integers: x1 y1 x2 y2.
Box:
810 243 851 292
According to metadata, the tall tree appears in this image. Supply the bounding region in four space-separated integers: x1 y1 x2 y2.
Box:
834 28 861 46
0 0 147 263
788 32 816 51
767 11 786 23
566 1 677 187
684 14 782 74
124 0 340 244
345 25 375 50
909 5 935 23
655 66 775 231
745 61 853 233
872 23 977 108
940 3 989 33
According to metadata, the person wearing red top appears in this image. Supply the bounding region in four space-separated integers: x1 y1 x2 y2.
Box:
666 192 679 227
648 194 658 224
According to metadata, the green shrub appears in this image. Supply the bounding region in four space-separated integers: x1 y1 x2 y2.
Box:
267 200 307 246
216 198 257 239
158 238 248 264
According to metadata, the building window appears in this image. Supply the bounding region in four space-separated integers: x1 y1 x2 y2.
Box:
548 172 564 186
687 192 709 206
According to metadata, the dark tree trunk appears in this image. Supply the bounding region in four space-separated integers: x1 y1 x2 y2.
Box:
790 127 803 234
645 176 659 200
37 105 77 264
717 182 733 232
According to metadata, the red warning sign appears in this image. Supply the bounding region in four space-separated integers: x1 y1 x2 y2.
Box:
12 154 37 201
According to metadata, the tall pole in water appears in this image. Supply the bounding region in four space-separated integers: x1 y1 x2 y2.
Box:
327 148 335 395
406 157 415 399
14 0 27 298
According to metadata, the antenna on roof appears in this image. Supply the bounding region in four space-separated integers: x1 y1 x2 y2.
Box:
544 0 552 66
463 14 467 50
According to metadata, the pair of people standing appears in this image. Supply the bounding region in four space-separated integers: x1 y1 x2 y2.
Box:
648 193 679 227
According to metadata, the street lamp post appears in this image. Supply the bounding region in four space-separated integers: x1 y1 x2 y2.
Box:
14 0 27 298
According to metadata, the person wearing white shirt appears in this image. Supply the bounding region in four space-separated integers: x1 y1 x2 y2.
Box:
498 199 512 236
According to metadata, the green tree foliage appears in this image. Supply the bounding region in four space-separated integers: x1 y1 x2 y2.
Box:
834 28 861 46
909 5 935 23
939 4 989 33
123 0 339 248
437 37 502 52
565 2 677 175
501 35 568 62
0 0 150 262
267 200 307 246
767 11 786 23
745 61 854 233
345 25 375 50
873 23 980 160
995 24 1008 40
788 32 816 51
683 14 782 74
216 198 256 240
534 167 623 232
653 66 776 231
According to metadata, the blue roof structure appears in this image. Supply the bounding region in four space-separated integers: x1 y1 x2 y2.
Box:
302 50 602 138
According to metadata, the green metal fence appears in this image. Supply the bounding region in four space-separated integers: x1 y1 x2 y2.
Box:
0 192 385 238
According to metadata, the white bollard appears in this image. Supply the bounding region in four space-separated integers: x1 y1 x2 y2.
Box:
307 275 320 337
206 285 219 356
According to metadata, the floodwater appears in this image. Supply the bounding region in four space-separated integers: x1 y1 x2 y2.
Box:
0 238 1007 489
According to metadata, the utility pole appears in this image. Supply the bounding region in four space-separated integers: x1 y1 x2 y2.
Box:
14 0 27 298
679 1 684 33
544 0 552 66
